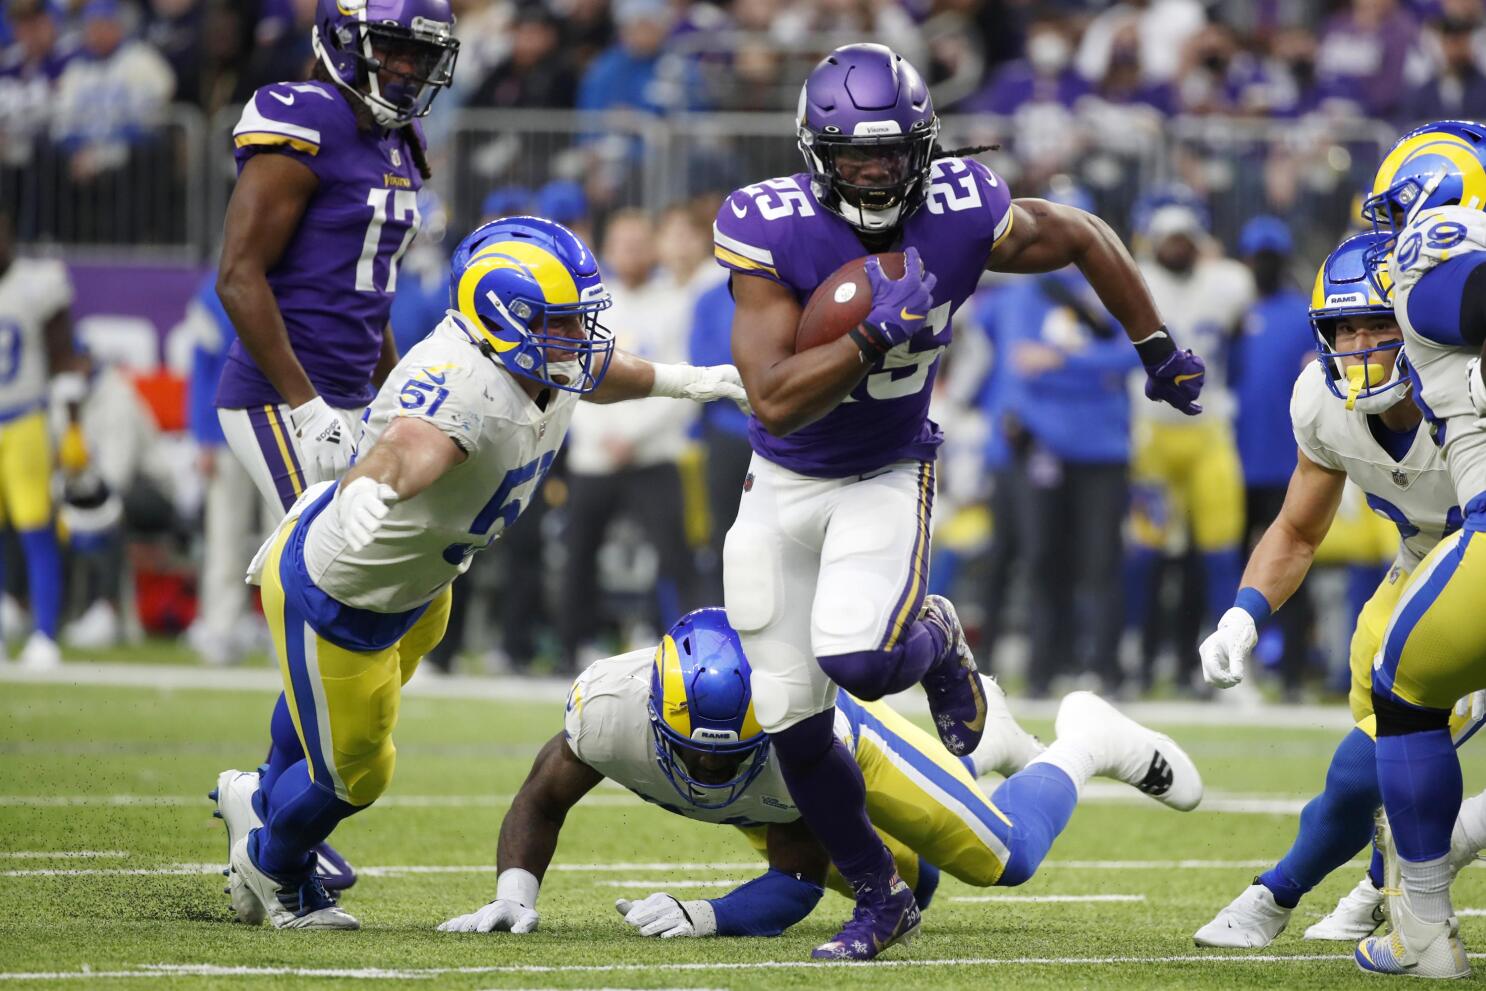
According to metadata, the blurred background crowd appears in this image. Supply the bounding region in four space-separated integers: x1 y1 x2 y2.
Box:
0 0 1465 700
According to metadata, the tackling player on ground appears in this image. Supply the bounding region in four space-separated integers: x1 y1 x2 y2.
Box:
715 43 1206 959
439 607 1201 939
1194 231 1483 949
1346 119 1486 978
211 217 748 930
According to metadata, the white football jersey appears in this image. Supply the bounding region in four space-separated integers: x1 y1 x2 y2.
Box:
1290 364 1458 572
0 258 73 417
301 312 577 612
1390 204 1486 504
1134 257 1255 424
564 649 853 828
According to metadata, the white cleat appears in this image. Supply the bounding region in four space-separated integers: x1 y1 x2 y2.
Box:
17 632 61 671
1054 691 1203 811
228 835 360 930
967 674 1045 778
1194 883 1291 948
1356 892 1471 979
212 770 266 924
1304 874 1384 941
63 600 119 650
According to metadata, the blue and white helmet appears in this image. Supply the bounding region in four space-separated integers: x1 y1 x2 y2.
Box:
312 0 459 127
1309 231 1407 413
796 44 941 232
648 608 769 811
449 216 614 394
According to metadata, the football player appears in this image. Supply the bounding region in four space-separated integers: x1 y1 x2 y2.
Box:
714 43 1205 959
1346 119 1486 978
212 0 459 888
211 217 749 930
1195 231 1484 949
439 607 1201 939
0 207 81 669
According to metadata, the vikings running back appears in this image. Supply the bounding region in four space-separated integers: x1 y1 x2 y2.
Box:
715 43 1205 960
439 608 1201 939
210 217 748 931
1347 119 1486 978
215 0 459 513
1194 232 1482 951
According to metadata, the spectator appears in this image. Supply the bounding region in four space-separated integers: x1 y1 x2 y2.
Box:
576 0 705 116
467 6 576 110
560 209 701 666
143 0 203 108
1239 25 1324 117
0 0 68 229
1230 216 1316 696
1075 0 1206 86
1314 0 1420 118
960 17 1088 114
1400 9 1486 123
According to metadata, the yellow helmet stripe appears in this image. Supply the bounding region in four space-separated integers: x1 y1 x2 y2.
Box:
1372 132 1486 209
455 241 583 354
655 635 692 738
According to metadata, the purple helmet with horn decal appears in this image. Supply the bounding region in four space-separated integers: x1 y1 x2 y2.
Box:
796 43 940 232
312 0 460 128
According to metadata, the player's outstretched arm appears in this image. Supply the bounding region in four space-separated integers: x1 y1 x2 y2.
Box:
581 348 750 412
331 416 467 551
988 198 1205 415
440 732 603 934
616 819 828 939
1200 452 1345 688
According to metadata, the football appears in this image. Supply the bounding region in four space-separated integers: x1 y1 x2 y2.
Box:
795 252 906 352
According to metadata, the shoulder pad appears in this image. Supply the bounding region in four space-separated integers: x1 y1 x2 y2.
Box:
234 82 346 158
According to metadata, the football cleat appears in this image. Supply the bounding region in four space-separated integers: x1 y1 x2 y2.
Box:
211 768 359 896
1355 898 1470 979
228 834 360 930
811 870 921 961
17 632 61 671
1304 874 1384 941
917 595 987 757
1054 691 1203 811
1193 882 1291 948
965 674 1044 778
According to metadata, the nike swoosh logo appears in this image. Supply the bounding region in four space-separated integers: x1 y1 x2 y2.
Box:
965 679 987 735
731 199 747 218
272 92 295 106
899 308 925 321
1173 372 1202 385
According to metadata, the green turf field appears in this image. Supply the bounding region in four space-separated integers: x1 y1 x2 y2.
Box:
2 671 1483 990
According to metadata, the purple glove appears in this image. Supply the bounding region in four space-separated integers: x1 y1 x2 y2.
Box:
1136 329 1205 415
852 246 938 358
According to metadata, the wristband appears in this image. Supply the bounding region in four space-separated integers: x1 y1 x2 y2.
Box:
679 898 717 936
1233 586 1272 624
495 867 540 909
848 325 888 361
1132 327 1176 369
648 362 692 398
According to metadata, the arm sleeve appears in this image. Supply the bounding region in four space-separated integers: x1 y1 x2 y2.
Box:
1404 252 1486 348
232 83 342 176
707 869 825 937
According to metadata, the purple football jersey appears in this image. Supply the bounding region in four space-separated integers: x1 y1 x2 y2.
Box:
215 80 424 411
713 158 1013 477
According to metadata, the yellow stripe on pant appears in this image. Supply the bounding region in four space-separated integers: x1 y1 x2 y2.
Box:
260 511 452 808
0 410 54 529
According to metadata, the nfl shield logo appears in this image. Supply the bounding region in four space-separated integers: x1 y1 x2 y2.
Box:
743 472 754 493
391 148 402 168
1392 468 1409 487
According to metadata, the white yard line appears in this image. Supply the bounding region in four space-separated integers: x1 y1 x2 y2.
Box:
0 662 1359 729
603 880 741 889
0 851 128 859
4 953 1484 981
949 894 1147 904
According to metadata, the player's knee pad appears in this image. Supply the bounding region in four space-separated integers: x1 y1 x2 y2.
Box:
723 522 781 635
337 736 396 807
1371 689 1450 737
817 649 896 702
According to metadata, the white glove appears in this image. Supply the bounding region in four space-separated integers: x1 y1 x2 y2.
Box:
1199 607 1258 689
335 476 398 552
290 396 354 485
650 362 753 415
614 892 717 938
1468 357 1486 420
437 899 539 934
1454 690 1486 726
438 868 541 934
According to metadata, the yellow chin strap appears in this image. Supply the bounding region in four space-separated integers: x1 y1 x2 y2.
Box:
1345 362 1388 410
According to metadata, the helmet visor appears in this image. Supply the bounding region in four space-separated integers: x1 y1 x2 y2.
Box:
366 22 459 118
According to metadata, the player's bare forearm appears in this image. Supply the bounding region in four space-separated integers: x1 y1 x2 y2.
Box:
341 416 465 501
582 350 652 404
731 274 868 436
988 200 1163 342
495 734 603 881
1240 452 1345 610
217 153 320 409
373 326 399 389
